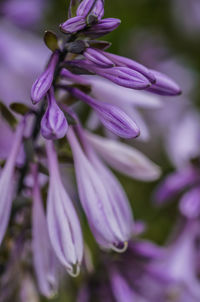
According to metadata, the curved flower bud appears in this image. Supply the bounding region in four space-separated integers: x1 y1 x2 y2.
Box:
67 60 151 89
32 164 58 298
84 18 121 37
41 88 68 140
65 87 140 138
60 16 86 33
67 128 133 252
90 0 104 20
154 167 200 204
76 0 95 17
46 141 83 277
31 52 59 104
179 187 200 219
0 119 25 245
85 132 161 181
83 48 114 68
146 70 182 96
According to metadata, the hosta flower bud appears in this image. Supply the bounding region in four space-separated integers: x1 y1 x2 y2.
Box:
60 16 86 33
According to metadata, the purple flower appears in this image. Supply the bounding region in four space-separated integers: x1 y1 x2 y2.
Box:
46 140 83 276
146 70 182 96
83 48 114 68
85 132 161 181
90 0 104 20
31 51 59 105
67 127 133 252
60 16 86 33
32 164 58 298
0 119 26 245
41 88 68 140
179 187 200 219
64 86 140 138
84 18 121 37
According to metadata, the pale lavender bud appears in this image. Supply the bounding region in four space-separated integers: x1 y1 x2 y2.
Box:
84 18 121 37
83 48 114 68
85 132 161 181
103 52 156 83
67 60 151 89
60 16 86 33
146 70 182 96
46 141 83 276
31 52 59 104
32 164 58 298
65 87 140 138
90 0 104 20
0 119 25 245
179 187 200 219
154 167 200 204
76 0 95 17
67 128 133 252
41 88 68 140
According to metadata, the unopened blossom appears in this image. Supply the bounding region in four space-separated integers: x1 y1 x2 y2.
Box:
32 164 58 298
0 119 25 245
60 16 86 34
41 88 68 140
67 127 133 251
84 18 121 37
46 140 83 276
85 132 161 181
31 51 59 104
83 48 114 68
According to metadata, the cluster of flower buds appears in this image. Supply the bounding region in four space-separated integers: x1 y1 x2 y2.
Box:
0 0 183 299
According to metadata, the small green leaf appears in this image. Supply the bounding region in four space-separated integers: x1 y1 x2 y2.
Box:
10 103 31 115
44 31 59 52
0 101 17 129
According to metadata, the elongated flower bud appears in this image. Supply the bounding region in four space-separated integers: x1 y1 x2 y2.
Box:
90 0 104 20
103 52 156 83
84 18 121 37
83 48 114 68
41 88 68 140
67 128 133 252
76 0 95 17
32 164 58 298
65 86 140 138
46 141 83 276
60 16 86 33
85 132 161 181
0 119 25 245
146 70 182 96
67 60 150 89
31 52 59 104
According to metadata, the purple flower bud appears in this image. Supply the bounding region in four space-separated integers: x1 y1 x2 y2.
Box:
60 16 86 33
65 87 140 138
0 119 25 245
179 187 200 219
41 88 68 140
154 167 200 204
110 270 135 302
61 69 90 85
84 18 121 37
146 70 182 96
90 0 104 20
76 0 95 17
85 132 161 181
67 60 151 89
46 141 83 276
32 164 58 298
31 52 59 104
84 48 114 68
103 52 156 83
67 128 133 252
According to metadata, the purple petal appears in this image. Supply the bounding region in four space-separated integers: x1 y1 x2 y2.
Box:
84 18 121 37
60 16 86 33
76 0 95 17
46 141 83 276
31 52 59 104
84 48 114 68
179 187 200 219
41 88 68 140
90 0 104 20
146 70 182 96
